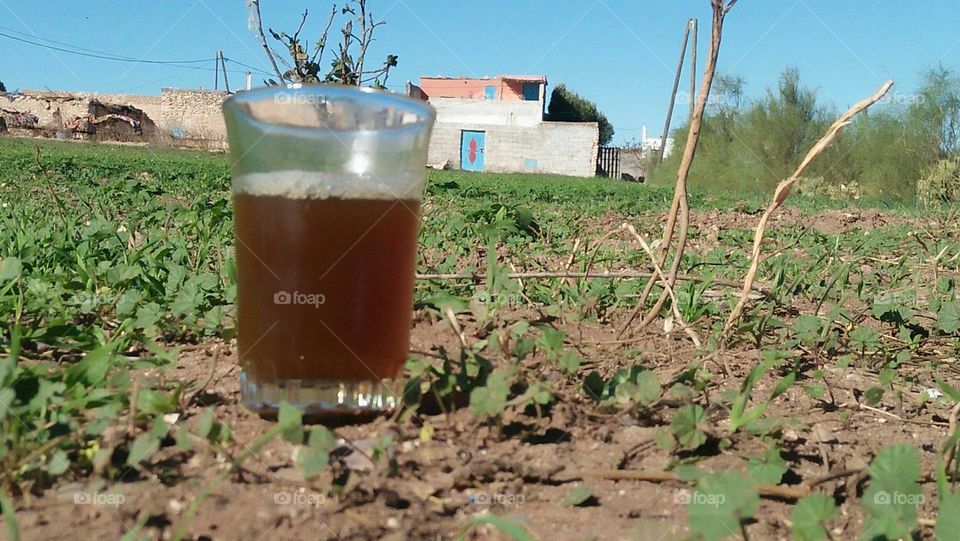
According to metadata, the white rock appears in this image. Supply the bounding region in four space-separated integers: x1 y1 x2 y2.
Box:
168 499 184 514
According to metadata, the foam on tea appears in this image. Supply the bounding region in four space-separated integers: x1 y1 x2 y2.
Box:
233 170 424 201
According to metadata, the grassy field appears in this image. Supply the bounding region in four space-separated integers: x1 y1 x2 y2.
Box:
0 136 959 540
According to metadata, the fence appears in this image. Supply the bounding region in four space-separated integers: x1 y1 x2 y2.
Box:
596 146 621 178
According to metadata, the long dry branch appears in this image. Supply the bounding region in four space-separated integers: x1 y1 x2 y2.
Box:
720 80 894 341
246 0 286 82
582 469 810 500
619 0 735 338
416 271 766 292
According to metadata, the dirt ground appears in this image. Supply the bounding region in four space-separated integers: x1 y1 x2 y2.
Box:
6 208 954 541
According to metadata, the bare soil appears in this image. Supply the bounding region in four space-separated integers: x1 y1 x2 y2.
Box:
6 208 953 541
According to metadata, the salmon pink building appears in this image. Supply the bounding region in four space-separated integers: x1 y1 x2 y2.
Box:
418 75 547 102
408 74 598 177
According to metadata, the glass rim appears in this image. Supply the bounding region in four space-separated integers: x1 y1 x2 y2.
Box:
222 84 436 139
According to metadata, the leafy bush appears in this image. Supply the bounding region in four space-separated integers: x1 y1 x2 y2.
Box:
547 84 614 146
917 157 960 207
650 66 960 200
795 176 862 200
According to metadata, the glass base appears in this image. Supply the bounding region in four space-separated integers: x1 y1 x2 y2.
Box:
239 371 401 418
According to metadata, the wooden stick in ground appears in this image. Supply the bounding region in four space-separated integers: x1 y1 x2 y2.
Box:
563 237 582 288
619 0 737 337
637 0 738 333
719 80 894 342
657 18 691 166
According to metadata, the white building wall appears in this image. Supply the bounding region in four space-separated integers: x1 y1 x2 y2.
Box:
533 121 600 177
427 120 599 178
429 98 543 128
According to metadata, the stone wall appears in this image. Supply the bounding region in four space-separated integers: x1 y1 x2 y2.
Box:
428 120 599 177
160 88 228 145
0 91 88 128
0 88 228 147
620 147 653 181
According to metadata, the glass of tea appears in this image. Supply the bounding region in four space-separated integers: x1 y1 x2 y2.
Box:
222 86 435 418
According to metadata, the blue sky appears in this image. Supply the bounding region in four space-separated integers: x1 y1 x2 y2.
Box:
1 0 958 145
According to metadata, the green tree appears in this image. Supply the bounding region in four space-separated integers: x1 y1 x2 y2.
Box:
907 65 960 157
0 80 6 92
741 67 830 183
547 84 614 146
840 67 959 199
652 68 829 192
649 66 960 199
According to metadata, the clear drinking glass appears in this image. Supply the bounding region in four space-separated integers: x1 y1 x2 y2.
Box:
222 85 435 418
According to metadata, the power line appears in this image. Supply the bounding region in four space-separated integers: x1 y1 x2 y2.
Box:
0 29 256 80
0 24 137 57
0 29 213 65
0 24 347 87
222 57 274 77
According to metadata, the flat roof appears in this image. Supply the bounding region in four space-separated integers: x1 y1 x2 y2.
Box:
498 75 548 83
421 75 547 83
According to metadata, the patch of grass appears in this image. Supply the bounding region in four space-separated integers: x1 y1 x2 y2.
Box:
0 137 959 539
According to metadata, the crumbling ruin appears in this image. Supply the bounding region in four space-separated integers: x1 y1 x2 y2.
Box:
0 88 228 148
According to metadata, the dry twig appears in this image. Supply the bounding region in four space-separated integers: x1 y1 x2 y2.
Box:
444 306 467 349
621 223 701 347
720 80 894 342
583 469 809 500
944 402 960 476
416 271 762 292
246 0 286 82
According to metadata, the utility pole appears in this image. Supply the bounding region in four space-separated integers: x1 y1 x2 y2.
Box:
214 51 219 90
658 19 691 165
689 18 698 122
218 50 231 93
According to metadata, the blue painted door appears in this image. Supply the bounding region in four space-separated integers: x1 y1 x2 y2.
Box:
461 130 485 172
484 85 496 100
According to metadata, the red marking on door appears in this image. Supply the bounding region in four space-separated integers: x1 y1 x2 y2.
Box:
468 138 478 164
